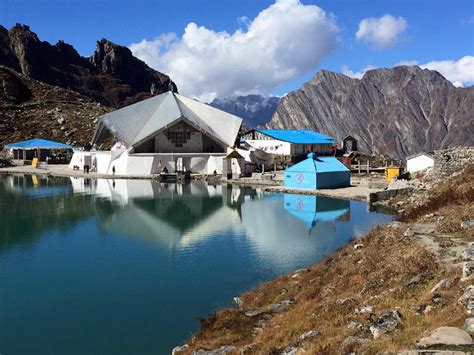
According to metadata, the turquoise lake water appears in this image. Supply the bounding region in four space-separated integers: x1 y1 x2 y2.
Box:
0 174 393 355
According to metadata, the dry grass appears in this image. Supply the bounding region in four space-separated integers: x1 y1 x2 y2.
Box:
179 166 474 354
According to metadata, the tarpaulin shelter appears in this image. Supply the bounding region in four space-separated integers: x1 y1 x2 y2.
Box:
5 139 72 162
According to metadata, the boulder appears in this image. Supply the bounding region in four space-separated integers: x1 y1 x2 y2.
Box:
459 286 474 304
430 279 452 293
467 301 474 316
280 347 299 355
192 345 237 355
244 309 263 317
461 243 474 261
233 297 243 309
299 330 319 341
267 300 295 313
464 318 474 335
461 220 474 229
355 305 374 314
404 228 415 237
369 310 402 338
172 344 189 354
416 327 473 348
461 262 474 281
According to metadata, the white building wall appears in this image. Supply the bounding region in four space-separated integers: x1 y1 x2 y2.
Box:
407 154 434 173
69 150 225 175
245 139 291 155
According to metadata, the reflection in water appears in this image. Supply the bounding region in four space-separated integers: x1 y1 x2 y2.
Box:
0 174 393 355
284 194 350 231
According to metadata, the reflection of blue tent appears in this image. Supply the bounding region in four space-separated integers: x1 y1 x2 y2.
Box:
284 153 350 190
284 194 350 230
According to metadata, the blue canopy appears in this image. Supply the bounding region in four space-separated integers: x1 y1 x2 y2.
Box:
258 130 335 144
5 139 72 149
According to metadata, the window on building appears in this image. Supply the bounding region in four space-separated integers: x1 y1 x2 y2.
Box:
166 122 193 147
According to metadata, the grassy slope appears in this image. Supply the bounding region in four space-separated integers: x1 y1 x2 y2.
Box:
179 165 474 354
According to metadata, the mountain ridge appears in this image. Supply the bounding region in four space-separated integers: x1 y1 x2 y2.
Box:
268 66 474 158
0 24 173 107
210 94 279 128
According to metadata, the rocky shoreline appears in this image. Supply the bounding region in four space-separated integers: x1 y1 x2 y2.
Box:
173 164 474 354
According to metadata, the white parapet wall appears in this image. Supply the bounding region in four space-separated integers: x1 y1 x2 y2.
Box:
69 150 225 176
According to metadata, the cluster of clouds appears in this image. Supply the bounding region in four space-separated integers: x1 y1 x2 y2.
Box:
356 14 407 49
129 0 472 100
130 0 339 102
342 56 474 87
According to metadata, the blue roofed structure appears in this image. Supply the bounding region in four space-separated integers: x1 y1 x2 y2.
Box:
284 153 351 190
241 129 336 160
5 139 72 149
5 139 72 162
257 130 335 144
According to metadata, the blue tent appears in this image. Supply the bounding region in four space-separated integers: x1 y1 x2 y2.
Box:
284 153 350 190
5 139 72 149
284 194 350 230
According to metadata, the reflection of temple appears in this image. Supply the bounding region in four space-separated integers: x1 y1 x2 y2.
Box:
284 194 350 231
69 178 257 249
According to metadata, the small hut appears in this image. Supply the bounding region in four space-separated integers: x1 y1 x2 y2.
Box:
5 139 73 163
284 153 350 190
342 135 358 153
222 150 245 180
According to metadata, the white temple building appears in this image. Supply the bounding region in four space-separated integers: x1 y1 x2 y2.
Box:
69 92 243 176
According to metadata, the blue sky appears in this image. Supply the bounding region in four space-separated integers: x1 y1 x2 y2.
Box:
1 0 473 100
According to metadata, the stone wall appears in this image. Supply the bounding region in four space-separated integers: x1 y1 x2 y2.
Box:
432 147 474 177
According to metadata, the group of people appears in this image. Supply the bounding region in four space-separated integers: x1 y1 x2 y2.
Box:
71 164 96 173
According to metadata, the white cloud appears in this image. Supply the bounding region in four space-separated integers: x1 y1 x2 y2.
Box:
129 0 339 102
341 64 376 79
341 55 474 87
356 14 407 50
420 56 474 85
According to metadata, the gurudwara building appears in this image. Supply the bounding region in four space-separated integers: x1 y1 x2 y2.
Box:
69 92 243 176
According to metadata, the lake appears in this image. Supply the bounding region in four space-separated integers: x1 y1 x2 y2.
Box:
0 174 393 354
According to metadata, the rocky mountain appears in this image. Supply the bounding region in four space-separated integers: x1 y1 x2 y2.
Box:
0 65 110 148
0 24 173 108
210 94 279 128
268 66 474 158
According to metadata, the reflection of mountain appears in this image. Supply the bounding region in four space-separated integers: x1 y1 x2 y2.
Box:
284 194 350 231
0 175 94 251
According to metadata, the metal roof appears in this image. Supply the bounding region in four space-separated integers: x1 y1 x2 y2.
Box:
257 129 335 144
5 138 72 149
286 153 350 173
93 92 243 148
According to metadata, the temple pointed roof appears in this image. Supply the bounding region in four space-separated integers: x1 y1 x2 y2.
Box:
92 92 243 148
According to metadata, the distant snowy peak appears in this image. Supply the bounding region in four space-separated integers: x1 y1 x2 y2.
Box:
210 94 280 128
